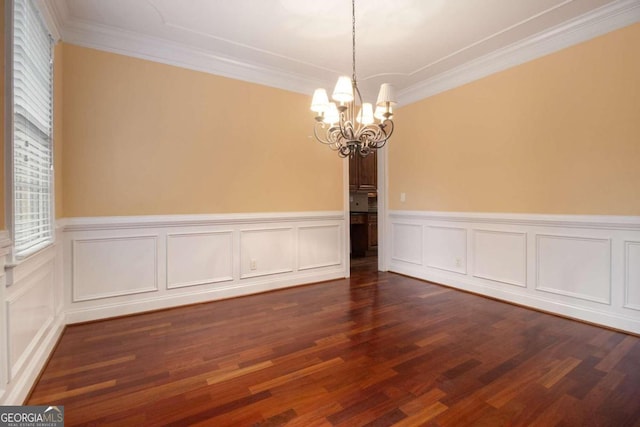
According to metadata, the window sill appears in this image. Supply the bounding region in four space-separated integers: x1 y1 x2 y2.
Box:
5 243 56 287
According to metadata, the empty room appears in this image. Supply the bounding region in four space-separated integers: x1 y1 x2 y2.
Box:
1 0 639 425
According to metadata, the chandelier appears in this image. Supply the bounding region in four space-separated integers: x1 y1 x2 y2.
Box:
310 0 397 158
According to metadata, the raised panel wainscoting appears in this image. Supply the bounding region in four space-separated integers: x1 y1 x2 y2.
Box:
62 212 347 324
0 229 65 405
388 211 640 334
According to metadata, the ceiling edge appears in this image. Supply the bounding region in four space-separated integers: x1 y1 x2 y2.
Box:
65 22 325 95
40 0 640 104
35 0 64 41
38 1 326 96
397 0 640 106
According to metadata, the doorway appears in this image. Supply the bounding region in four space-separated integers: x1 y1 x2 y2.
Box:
348 152 378 271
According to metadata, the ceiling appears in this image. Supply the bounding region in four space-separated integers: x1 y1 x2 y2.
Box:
41 0 640 105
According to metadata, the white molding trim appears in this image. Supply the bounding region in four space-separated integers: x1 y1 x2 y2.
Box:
472 229 527 288
397 0 640 105
623 240 640 311
389 210 640 230
0 313 65 405
388 210 640 334
47 5 323 96
62 211 346 231
0 231 12 258
65 269 343 324
535 234 612 305
63 211 348 323
297 224 342 271
5 245 56 288
166 231 234 289
390 261 640 335
425 225 468 275
342 159 351 277
71 235 160 302
40 0 640 104
390 223 423 265
34 0 62 41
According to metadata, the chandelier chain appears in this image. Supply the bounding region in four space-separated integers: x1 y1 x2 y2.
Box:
310 0 395 158
352 0 356 83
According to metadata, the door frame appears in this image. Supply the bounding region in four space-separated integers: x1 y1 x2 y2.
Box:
342 146 388 274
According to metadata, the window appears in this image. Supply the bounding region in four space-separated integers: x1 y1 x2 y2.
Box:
10 0 54 257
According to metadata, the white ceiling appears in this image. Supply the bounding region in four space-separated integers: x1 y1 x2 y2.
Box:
41 0 640 105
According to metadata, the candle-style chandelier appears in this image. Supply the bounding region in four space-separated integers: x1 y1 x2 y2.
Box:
310 0 397 158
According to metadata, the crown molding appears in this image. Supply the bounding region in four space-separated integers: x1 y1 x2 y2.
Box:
397 0 640 106
41 0 640 102
35 0 65 42
47 5 325 96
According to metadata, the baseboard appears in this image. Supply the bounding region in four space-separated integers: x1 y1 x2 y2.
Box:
0 312 65 405
65 267 345 324
388 210 640 334
390 262 640 334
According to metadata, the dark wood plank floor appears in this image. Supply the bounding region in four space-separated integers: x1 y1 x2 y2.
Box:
28 260 640 426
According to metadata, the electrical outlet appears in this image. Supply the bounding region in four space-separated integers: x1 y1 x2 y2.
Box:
400 192 406 202
455 258 462 268
250 259 257 270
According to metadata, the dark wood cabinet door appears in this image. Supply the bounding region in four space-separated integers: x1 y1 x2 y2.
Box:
350 214 368 257
358 151 377 191
348 155 358 191
368 214 378 249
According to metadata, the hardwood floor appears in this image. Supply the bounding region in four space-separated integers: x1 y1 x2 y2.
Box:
28 262 640 426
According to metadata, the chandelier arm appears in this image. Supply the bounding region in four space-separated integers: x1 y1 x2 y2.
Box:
313 123 334 145
314 123 344 149
309 0 395 159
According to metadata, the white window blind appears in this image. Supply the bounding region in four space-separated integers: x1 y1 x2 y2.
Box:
12 0 54 257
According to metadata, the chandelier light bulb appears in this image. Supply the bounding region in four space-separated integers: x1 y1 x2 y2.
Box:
310 0 395 158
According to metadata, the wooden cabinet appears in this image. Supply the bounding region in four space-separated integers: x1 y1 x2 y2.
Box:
350 213 377 257
349 151 377 192
350 213 368 257
367 213 378 250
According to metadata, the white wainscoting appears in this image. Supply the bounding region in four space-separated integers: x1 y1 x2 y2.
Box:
536 234 611 304
298 225 342 271
473 230 527 287
426 226 467 274
72 235 159 301
240 228 294 279
388 211 640 334
62 212 347 323
625 241 640 311
391 223 422 265
166 231 233 289
1 234 65 405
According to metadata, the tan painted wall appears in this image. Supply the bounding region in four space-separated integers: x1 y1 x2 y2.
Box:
389 23 640 216
54 43 63 218
62 44 343 217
